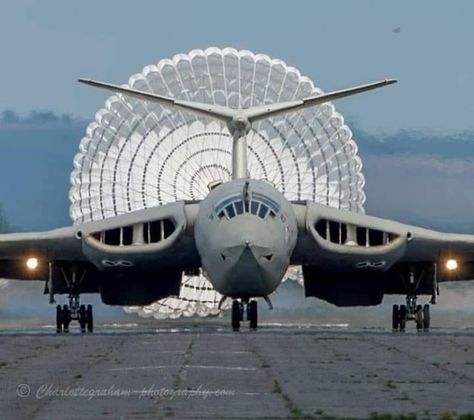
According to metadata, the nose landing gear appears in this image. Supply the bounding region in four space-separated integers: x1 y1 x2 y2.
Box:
231 299 258 331
248 301 258 330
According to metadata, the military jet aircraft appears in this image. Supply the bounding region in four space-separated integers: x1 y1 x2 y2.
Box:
0 77 471 332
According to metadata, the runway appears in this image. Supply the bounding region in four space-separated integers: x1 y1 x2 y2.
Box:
0 322 473 419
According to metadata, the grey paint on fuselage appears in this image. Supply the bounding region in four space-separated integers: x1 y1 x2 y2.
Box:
194 179 298 298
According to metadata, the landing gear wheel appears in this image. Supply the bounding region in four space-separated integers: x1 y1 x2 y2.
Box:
423 304 430 331
56 305 63 333
79 305 86 333
248 301 258 330
392 305 399 331
62 304 71 333
231 301 240 332
399 305 407 332
86 304 94 333
415 305 423 330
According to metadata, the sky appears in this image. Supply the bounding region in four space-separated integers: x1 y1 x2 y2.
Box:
1 0 474 133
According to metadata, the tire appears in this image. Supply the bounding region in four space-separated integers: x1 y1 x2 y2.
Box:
86 305 94 333
392 305 399 331
62 304 70 333
399 305 407 331
79 305 86 333
248 301 258 330
415 305 423 330
423 304 430 330
56 305 63 333
231 301 240 332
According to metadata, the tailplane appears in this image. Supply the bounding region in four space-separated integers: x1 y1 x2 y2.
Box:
79 77 397 180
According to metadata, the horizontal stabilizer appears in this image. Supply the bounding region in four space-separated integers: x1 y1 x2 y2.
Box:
244 79 397 122
79 78 397 126
78 79 235 122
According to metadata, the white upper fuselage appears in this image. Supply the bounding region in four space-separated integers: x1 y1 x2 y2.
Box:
194 179 298 298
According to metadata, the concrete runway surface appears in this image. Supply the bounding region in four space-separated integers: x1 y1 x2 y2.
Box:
0 322 473 419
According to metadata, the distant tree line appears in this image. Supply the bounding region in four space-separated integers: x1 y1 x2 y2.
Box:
0 204 9 233
0 110 82 127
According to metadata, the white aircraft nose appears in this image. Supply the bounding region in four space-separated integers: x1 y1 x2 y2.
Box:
221 242 274 264
195 190 295 299
219 246 270 297
237 246 259 267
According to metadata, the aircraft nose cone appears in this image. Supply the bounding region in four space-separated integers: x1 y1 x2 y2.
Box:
237 246 258 265
222 242 271 263
220 246 267 297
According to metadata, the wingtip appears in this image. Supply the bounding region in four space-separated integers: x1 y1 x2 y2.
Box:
385 78 398 85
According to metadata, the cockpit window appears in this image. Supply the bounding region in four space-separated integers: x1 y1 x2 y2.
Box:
258 204 269 219
250 201 259 215
225 204 236 218
214 193 280 220
215 194 241 215
251 192 280 213
234 200 244 215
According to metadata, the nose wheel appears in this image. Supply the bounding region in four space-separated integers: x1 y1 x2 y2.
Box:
231 300 242 331
231 299 258 331
248 301 258 330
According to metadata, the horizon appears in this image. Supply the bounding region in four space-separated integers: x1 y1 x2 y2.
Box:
0 109 474 232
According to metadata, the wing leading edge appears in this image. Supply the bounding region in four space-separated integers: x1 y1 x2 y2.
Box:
290 201 474 308
0 201 201 282
291 201 474 282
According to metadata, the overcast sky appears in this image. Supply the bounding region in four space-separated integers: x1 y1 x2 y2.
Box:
0 0 473 133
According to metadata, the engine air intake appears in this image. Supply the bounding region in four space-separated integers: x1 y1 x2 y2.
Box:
315 219 399 247
90 218 176 247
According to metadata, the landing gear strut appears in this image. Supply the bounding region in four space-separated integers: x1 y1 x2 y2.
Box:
50 264 94 333
392 295 430 332
231 299 258 331
392 265 435 332
56 294 93 333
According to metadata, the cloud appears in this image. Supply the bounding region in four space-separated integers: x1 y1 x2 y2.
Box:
353 126 474 160
353 128 474 231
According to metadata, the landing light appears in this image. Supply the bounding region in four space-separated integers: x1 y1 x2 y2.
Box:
446 259 458 271
26 257 39 270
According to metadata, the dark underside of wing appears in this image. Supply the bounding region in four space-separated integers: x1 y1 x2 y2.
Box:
291 202 474 307
0 202 201 306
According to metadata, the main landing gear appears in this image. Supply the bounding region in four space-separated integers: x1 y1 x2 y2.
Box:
392 295 430 332
49 264 94 334
231 299 258 331
56 294 94 333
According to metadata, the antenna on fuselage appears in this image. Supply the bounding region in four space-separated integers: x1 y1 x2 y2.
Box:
78 78 397 180
243 181 250 212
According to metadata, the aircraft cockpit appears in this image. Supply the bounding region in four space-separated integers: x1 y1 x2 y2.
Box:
214 192 280 221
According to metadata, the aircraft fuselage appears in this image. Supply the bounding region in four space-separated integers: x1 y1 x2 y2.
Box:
194 179 298 299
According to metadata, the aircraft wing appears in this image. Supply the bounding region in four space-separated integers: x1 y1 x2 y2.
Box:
290 202 474 306
0 201 201 284
0 226 84 280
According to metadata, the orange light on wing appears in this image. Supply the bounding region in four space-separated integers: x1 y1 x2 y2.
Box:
446 259 458 271
26 257 39 270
